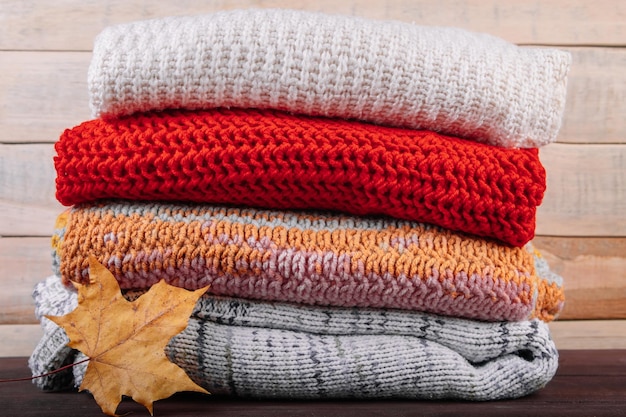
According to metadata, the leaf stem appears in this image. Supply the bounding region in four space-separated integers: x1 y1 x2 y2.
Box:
0 357 90 383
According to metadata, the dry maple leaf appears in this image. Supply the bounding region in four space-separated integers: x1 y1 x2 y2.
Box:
47 256 209 416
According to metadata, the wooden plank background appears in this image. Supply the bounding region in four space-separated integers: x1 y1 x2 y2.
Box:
1 0 625 356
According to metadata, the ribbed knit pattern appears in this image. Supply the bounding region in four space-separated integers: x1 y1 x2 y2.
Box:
88 9 571 148
30 275 559 400
51 202 564 322
54 108 547 247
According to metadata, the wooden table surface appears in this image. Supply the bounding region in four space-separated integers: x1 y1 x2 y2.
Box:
1 350 624 416
2 0 626 360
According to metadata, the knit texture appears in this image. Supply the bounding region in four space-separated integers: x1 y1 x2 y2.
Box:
51 202 564 322
54 109 547 247
88 9 571 148
30 275 559 400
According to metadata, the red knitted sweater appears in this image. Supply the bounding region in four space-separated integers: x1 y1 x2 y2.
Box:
54 108 546 246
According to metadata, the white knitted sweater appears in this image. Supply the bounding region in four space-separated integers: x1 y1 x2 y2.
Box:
88 9 571 148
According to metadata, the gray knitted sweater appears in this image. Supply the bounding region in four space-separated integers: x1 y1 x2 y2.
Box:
29 275 558 400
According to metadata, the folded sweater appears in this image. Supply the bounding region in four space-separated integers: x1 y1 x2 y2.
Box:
52 201 564 322
88 9 571 148
54 109 547 246
30 275 559 400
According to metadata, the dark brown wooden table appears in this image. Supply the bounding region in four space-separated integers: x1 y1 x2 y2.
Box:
1 350 624 416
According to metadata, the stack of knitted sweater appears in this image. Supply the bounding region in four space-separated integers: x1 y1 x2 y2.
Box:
30 9 570 400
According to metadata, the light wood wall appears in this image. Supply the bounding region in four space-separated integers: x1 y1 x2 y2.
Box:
1 0 625 356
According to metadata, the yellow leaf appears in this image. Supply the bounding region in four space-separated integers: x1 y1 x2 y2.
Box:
47 256 209 416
